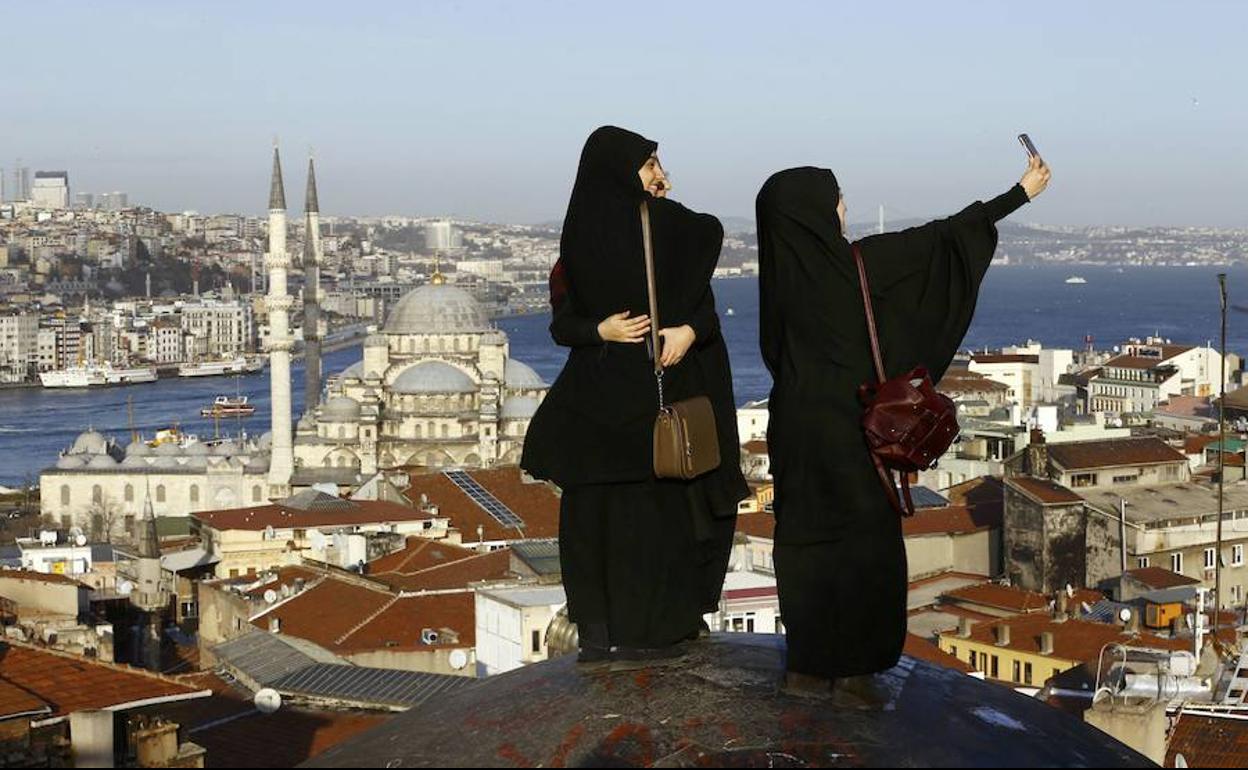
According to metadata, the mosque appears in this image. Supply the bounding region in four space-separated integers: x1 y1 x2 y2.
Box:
39 148 548 537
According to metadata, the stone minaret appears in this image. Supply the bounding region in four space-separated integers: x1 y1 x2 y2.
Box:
302 156 323 412
266 146 294 494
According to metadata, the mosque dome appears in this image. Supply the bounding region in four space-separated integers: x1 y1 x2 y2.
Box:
126 441 153 457
56 455 87 469
384 284 490 335
319 396 362 422
69 430 109 456
154 442 182 457
185 442 211 456
258 432 273 450
339 360 365 379
500 396 540 420
391 362 477 395
504 359 546 389
86 454 118 469
152 456 181 469
212 440 240 456
121 455 150 468
245 455 270 473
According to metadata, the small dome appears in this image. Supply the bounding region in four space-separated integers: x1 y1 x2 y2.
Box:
383 284 490 335
212 440 240 456
505 359 546 389
245 455 269 473
319 396 362 423
391 362 476 395
154 442 182 457
86 454 118 469
152 456 181 469
501 396 540 420
121 455 150 467
56 455 86 469
126 441 153 457
70 430 109 455
340 360 364 379
185 442 211 456
258 432 273 450
184 456 210 469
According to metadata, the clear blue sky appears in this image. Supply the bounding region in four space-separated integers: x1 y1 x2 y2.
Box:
3 0 1245 226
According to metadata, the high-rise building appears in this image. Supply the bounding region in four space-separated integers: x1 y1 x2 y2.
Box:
31 171 70 209
10 165 31 201
424 220 462 252
98 191 128 211
74 192 94 210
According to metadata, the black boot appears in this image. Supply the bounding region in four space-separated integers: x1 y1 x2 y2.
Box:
577 622 611 665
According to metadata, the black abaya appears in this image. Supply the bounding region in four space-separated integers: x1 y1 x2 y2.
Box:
756 167 1028 677
521 127 748 648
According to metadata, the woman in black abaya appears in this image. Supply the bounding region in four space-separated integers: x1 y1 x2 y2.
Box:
756 155 1050 696
522 126 748 660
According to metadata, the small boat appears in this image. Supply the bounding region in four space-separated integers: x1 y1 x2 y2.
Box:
200 395 255 418
725 308 736 317
1064 276 1087 285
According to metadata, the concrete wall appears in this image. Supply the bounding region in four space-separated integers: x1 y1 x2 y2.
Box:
346 646 475 677
0 575 88 617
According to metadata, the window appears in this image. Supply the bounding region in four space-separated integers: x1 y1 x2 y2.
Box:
156 485 166 503
991 655 999 679
1204 548 1216 570
949 645 958 658
1234 545 1244 567
1112 474 1138 485
532 629 542 654
1071 472 1096 488
1137 557 1150 569
252 485 262 502
968 650 977 669
1012 660 1021 683
1232 585 1243 604
1024 663 1033 685
61 485 70 505
124 484 134 503
1171 552 1184 574
189 485 199 504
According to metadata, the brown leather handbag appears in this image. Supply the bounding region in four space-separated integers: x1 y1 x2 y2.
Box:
853 243 960 516
641 200 722 480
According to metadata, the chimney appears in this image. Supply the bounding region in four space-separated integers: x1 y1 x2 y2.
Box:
1040 631 1055 655
995 624 1011 646
70 710 115 768
268 617 281 633
1027 428 1049 477
1054 592 1069 623
958 617 973 638
133 718 180 767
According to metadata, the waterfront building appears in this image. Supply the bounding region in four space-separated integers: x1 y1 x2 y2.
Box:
180 298 254 358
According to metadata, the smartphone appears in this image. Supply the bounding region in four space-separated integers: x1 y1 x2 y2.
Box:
1018 133 1041 160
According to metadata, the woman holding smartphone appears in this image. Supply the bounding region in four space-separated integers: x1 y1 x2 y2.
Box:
756 152 1050 700
523 126 748 663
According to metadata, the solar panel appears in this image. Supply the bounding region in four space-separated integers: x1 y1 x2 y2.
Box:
443 470 526 530
271 663 474 708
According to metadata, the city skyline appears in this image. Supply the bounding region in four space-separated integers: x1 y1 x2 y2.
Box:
2 1 1245 227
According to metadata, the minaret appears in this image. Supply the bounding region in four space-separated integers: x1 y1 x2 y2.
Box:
266 146 295 494
302 156 323 413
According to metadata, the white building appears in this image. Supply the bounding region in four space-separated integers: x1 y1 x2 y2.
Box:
30 171 69 210
181 299 254 358
1089 339 1233 415
474 584 566 676
0 312 38 382
736 398 769 442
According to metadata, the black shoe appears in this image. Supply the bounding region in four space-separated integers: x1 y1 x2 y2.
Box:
576 622 612 667
827 673 894 710
781 671 835 699
608 642 690 671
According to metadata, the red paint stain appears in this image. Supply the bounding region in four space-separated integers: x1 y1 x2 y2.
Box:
600 722 655 766
496 742 535 767
548 723 586 768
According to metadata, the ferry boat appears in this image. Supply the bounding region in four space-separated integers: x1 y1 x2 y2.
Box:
177 356 263 378
40 364 158 389
200 395 256 417
1064 276 1088 285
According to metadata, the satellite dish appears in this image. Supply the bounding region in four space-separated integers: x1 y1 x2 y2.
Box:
74 534 87 547
1065 584 1074 598
263 589 279 604
448 649 468 670
254 688 282 714
118 581 134 597
69 526 84 538
264 525 275 540
1175 753 1188 768
1118 608 1133 623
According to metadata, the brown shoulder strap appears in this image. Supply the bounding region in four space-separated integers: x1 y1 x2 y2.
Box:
853 243 886 384
641 200 663 377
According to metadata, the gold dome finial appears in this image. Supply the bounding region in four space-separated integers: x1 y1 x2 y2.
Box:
431 251 445 285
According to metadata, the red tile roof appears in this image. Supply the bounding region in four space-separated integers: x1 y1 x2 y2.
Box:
1126 566 1200 590
902 504 1001 537
944 613 1191 668
368 547 514 592
0 678 50 721
0 569 86 588
904 633 974 674
402 466 560 542
943 583 1051 614
250 575 477 652
242 565 326 599
1166 712 1248 768
1103 354 1171 371
1006 476 1084 506
936 371 1010 394
1184 435 1221 454
194 499 433 532
741 440 769 455
735 512 776 540
1047 437 1187 471
367 537 479 575
0 641 209 721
